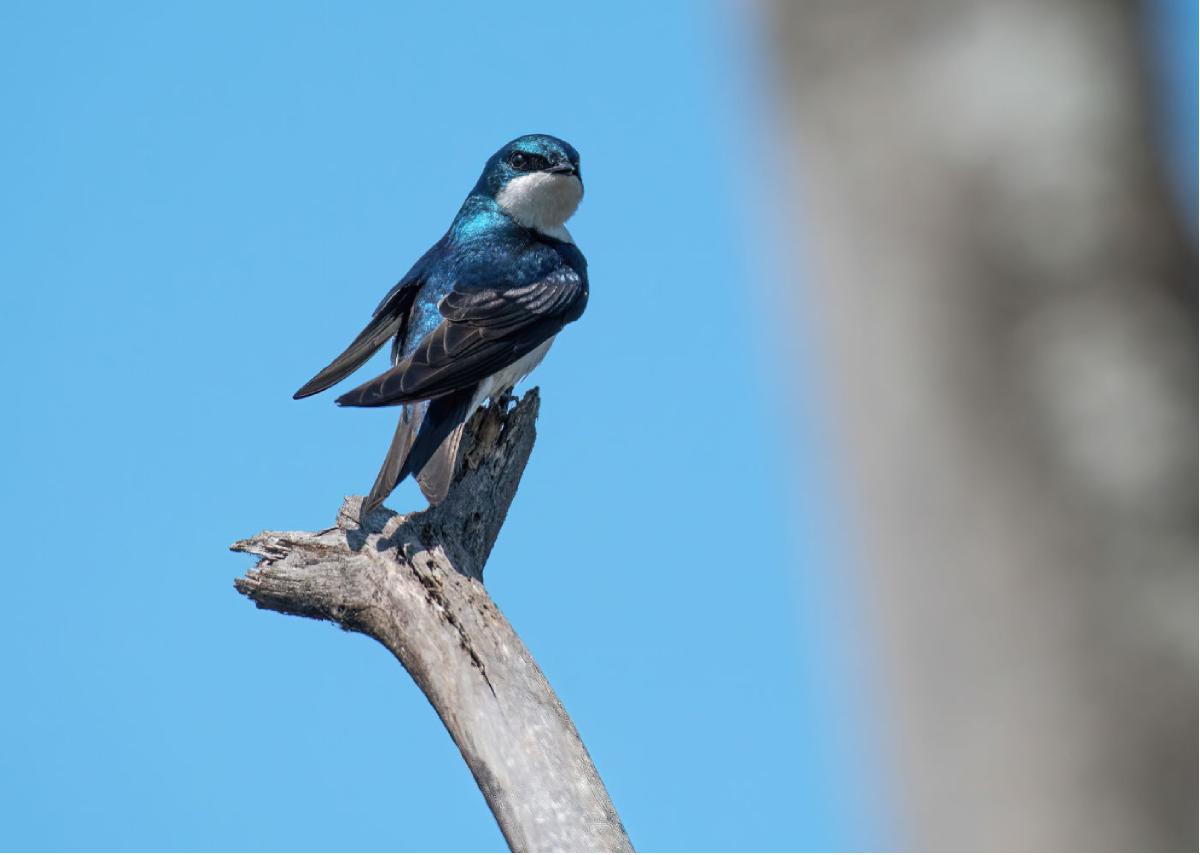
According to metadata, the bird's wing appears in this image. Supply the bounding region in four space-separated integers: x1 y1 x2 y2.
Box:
335 265 585 407
292 275 423 400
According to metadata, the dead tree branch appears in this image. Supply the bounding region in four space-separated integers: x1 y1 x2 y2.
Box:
232 390 633 853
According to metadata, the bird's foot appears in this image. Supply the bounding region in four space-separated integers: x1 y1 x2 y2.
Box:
492 386 517 411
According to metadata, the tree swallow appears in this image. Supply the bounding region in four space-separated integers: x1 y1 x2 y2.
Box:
294 134 587 515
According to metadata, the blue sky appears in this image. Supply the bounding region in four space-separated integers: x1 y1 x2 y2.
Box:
0 2 877 850
0 2 1190 852
1147 0 1198 224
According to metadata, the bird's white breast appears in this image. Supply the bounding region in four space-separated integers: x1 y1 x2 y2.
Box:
472 336 557 411
495 173 582 239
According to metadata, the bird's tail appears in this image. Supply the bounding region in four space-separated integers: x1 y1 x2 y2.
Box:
416 420 468 505
361 387 476 517
363 402 422 516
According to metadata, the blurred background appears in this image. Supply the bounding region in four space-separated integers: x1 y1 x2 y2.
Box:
0 0 1193 851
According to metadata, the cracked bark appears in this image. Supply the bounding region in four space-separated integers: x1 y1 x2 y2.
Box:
232 389 633 853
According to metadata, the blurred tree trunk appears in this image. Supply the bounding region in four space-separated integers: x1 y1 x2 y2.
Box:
764 1 1196 849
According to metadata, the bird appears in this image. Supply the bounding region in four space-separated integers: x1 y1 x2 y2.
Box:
293 134 588 516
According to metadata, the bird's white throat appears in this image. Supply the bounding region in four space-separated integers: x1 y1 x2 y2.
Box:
496 173 582 241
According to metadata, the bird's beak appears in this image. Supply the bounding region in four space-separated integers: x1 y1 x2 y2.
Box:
545 162 576 175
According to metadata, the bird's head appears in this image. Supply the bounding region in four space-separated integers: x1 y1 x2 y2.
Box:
474 134 583 234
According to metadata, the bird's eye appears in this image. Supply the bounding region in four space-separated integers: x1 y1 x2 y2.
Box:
507 151 550 172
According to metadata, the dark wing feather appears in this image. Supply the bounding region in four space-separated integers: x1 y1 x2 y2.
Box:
336 266 585 408
292 277 422 399
439 268 583 328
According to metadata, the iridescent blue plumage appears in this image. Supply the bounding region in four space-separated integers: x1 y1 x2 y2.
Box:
293 135 587 514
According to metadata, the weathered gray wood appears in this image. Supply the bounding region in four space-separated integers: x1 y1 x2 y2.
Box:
232 390 633 853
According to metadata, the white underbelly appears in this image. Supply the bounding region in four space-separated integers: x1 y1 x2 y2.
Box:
471 335 556 410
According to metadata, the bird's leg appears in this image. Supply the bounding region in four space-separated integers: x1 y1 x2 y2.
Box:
492 385 517 411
